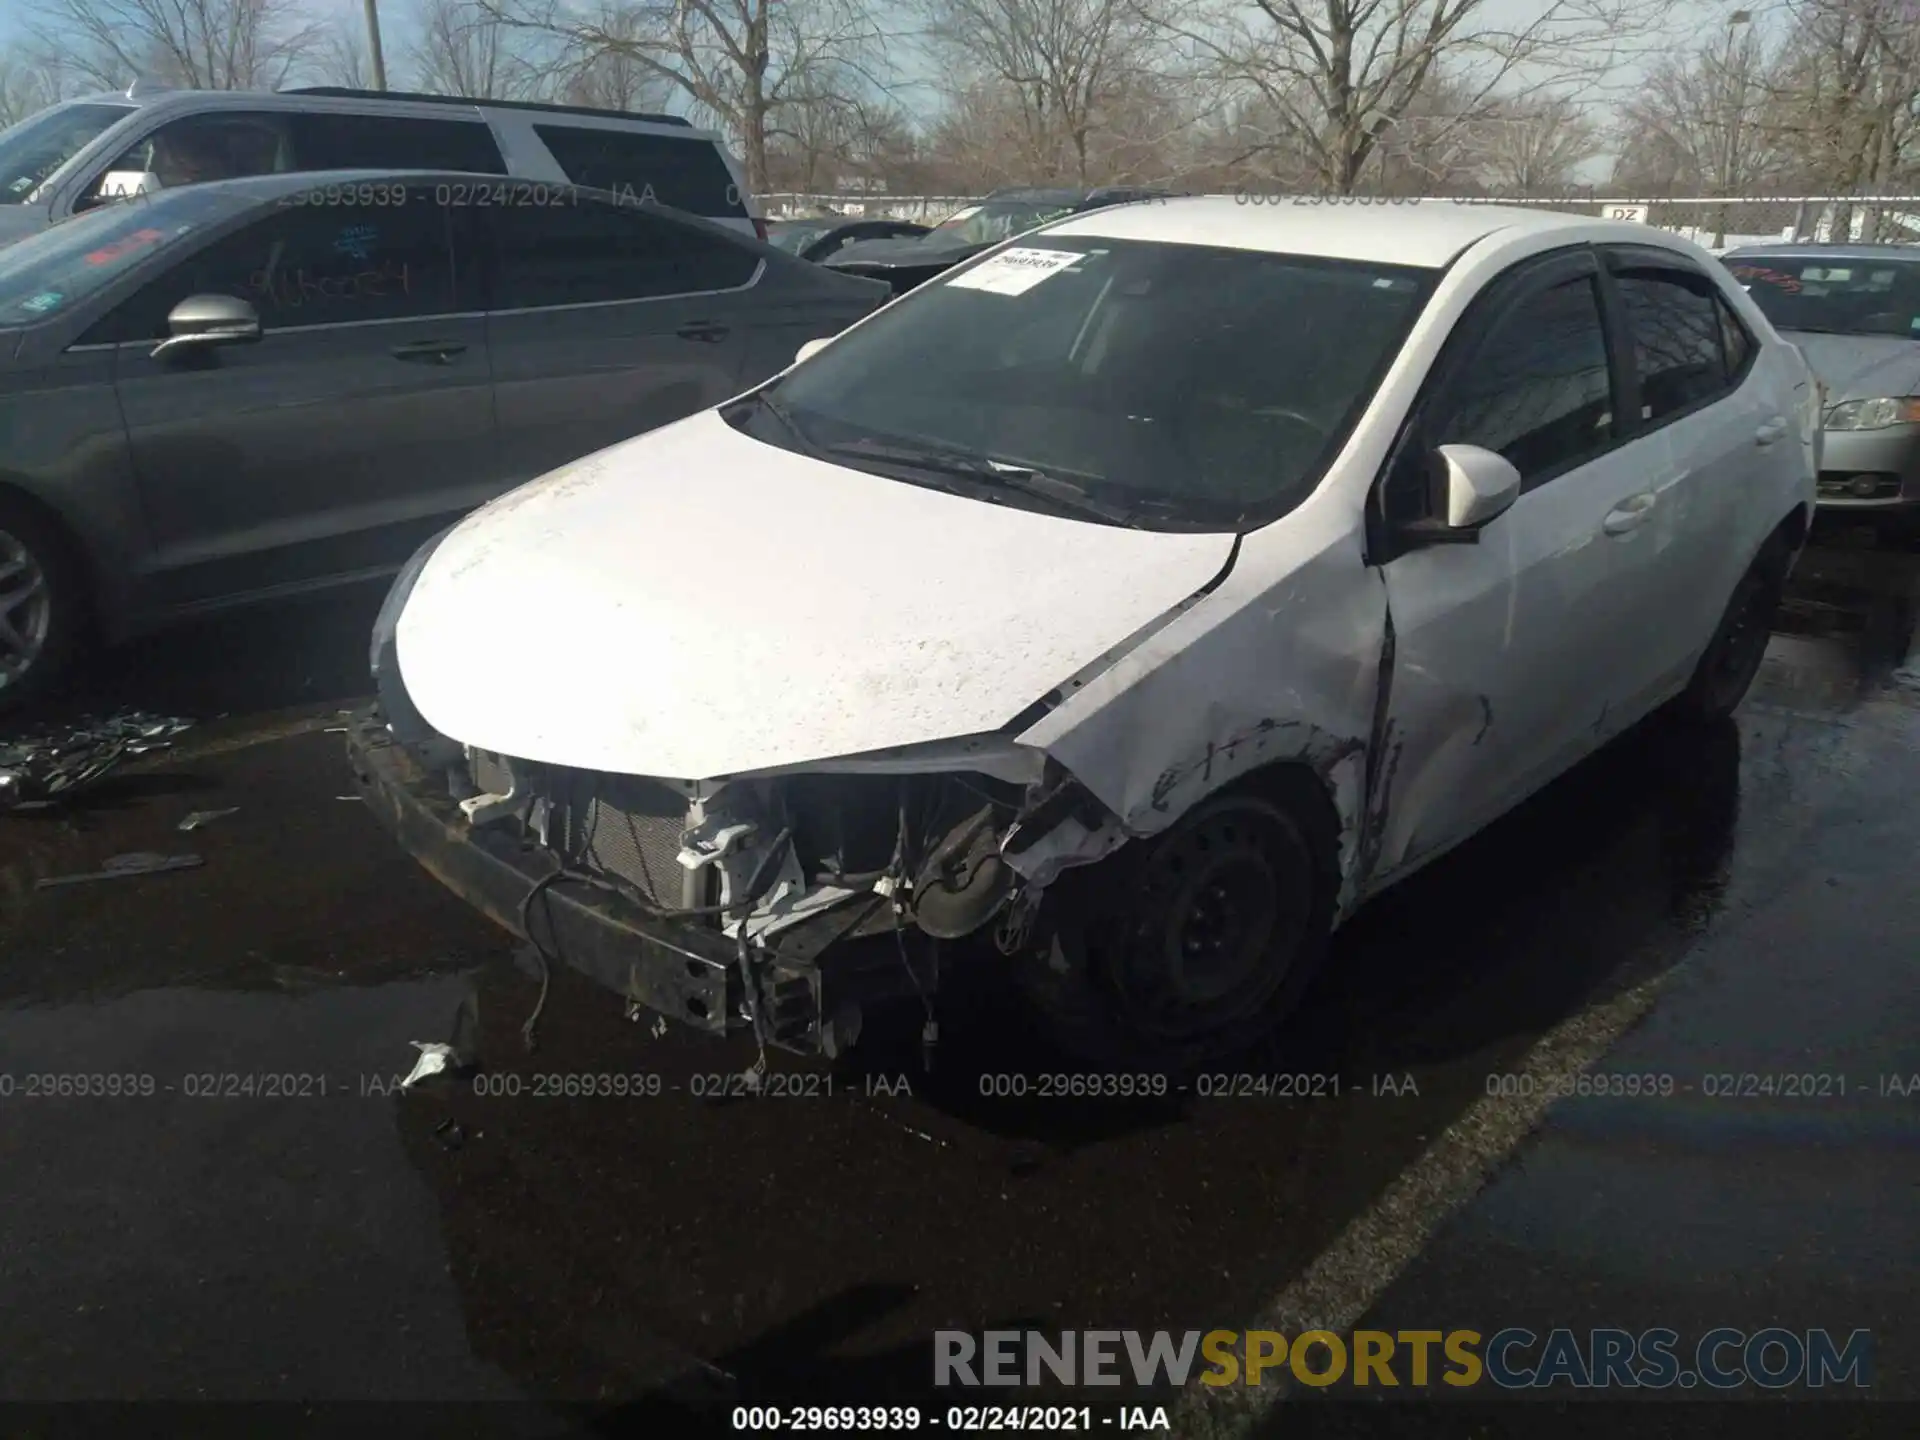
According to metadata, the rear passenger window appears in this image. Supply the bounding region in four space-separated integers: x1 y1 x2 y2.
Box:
1436 275 1615 485
490 199 757 308
1616 270 1732 422
288 113 505 174
531 125 745 216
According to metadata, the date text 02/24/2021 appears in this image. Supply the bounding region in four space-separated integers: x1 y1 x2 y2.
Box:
728 1404 1171 1431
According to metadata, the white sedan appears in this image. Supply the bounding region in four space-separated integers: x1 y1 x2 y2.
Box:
351 197 1819 1074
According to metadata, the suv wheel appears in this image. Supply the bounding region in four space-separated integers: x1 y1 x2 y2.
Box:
0 497 82 715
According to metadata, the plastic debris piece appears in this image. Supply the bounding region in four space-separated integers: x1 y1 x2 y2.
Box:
178 807 240 832
650 1016 668 1039
36 852 204 888
335 794 363 802
400 1041 459 1090
0 712 194 813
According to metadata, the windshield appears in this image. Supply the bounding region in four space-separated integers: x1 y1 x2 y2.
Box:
1726 256 1920 338
759 236 1435 530
768 223 829 255
0 102 135 204
931 199 1078 247
0 186 241 326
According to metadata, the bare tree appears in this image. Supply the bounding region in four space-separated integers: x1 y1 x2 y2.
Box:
1611 20 1780 199
1150 0 1667 195
918 0 1176 185
313 27 378 89
25 0 325 90
476 0 893 191
0 55 72 128
556 9 674 111
412 0 544 98
1460 95 1602 194
1756 0 1920 235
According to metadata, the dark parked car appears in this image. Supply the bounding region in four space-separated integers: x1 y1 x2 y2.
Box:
0 169 888 709
822 185 1175 294
766 216 930 263
1723 243 1920 531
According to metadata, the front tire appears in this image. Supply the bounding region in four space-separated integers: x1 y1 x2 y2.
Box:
1673 536 1789 722
0 495 84 716
1012 776 1338 1076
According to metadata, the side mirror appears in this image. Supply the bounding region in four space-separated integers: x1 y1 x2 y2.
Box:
1435 443 1521 529
1390 443 1521 549
794 336 831 366
151 293 261 360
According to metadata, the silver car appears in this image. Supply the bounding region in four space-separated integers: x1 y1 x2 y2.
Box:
0 170 888 708
1723 244 1920 528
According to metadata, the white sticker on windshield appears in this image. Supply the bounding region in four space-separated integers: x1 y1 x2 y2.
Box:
945 247 1083 296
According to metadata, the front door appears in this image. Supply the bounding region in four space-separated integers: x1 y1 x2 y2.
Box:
103 185 499 608
1371 248 1674 882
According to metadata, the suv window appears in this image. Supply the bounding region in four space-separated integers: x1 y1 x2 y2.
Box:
490 199 756 308
0 101 135 203
92 113 289 199
530 125 744 216
100 187 457 340
1435 275 1615 485
287 112 506 174
1616 268 1734 422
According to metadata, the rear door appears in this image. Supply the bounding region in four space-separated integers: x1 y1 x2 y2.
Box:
102 183 499 608
1600 246 1792 693
1371 247 1674 879
482 195 763 478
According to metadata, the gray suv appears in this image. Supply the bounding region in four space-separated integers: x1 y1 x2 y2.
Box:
0 82 766 247
0 170 888 708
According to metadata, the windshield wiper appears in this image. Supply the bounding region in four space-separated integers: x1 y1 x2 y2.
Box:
728 387 836 461
821 437 1158 526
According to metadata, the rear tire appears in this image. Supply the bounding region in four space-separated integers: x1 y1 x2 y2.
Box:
0 494 85 717
1673 535 1789 723
1011 774 1338 1077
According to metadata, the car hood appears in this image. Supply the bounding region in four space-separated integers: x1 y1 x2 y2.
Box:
0 208 50 248
826 234 986 270
1784 332 1920 403
394 408 1237 780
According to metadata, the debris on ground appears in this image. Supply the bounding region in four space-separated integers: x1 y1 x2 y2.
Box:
36 852 205 888
400 1041 461 1090
178 807 240 832
431 1116 468 1151
0 713 194 813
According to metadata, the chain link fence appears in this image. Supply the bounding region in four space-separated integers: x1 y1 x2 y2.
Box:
761 191 1920 251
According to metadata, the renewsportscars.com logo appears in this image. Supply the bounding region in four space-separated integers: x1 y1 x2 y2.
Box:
934 1328 1874 1390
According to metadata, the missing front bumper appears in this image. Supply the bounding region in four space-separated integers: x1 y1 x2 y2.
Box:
343 707 932 1053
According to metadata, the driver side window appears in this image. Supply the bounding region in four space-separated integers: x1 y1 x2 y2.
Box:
1434 275 1615 489
87 193 458 344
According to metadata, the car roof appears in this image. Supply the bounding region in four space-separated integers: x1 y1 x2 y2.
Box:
61 83 706 136
1042 196 1651 267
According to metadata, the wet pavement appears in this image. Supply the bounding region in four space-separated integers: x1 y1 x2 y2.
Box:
1 534 1917 1436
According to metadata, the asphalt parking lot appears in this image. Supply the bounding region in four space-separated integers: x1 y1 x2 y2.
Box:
2 523 1917 1438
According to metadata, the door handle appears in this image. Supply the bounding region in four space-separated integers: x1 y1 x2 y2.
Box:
1602 493 1657 536
1754 417 1788 446
390 340 467 365
675 322 730 343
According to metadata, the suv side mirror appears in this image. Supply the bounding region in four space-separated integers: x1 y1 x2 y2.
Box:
152 293 262 360
794 336 831 365
1394 443 1522 547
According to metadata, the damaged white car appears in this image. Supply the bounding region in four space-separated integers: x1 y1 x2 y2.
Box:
347 198 1818 1073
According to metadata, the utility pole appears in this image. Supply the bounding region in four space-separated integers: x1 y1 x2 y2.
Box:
364 0 389 90
1714 8 1752 248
